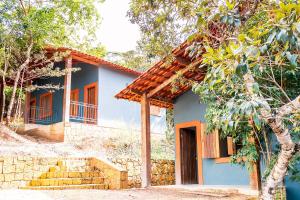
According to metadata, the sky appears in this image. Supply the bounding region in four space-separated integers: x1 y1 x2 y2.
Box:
96 0 141 53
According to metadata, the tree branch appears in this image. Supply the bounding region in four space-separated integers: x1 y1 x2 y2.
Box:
277 95 300 119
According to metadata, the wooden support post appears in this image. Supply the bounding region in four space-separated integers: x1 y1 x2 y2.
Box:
141 93 151 188
63 56 72 124
24 85 31 124
250 161 261 190
249 136 262 190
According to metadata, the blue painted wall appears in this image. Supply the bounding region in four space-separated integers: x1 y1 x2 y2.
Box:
70 62 99 123
98 65 166 134
30 62 65 124
286 173 300 200
30 61 166 134
173 90 250 185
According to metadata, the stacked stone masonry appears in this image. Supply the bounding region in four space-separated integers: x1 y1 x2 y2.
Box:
0 156 127 190
111 158 175 188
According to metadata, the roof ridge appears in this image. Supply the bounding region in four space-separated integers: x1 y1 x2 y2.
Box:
45 46 142 76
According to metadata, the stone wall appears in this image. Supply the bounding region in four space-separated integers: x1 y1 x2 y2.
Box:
0 156 65 188
111 158 175 188
0 156 128 189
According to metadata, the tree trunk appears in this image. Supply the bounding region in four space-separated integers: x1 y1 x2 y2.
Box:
243 73 298 200
1 47 9 122
6 43 32 124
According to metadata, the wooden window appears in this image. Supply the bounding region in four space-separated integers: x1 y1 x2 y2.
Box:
39 92 52 118
201 124 237 163
84 82 98 123
70 89 79 117
150 105 161 116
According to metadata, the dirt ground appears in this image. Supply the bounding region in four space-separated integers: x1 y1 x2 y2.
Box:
0 188 255 200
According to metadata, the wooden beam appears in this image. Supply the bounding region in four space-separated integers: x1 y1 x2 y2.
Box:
175 56 191 66
141 93 151 188
63 57 72 123
147 59 202 98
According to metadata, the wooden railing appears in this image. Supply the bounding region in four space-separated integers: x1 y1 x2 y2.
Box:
27 106 56 124
70 101 98 124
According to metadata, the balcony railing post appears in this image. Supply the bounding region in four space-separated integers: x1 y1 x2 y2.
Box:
70 101 97 124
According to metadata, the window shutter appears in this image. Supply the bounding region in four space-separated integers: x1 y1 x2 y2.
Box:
227 137 236 155
201 123 220 158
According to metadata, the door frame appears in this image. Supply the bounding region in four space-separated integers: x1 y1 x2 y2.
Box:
83 82 98 123
175 120 203 185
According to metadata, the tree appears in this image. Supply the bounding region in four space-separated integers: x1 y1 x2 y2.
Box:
129 0 300 199
87 45 107 58
106 50 154 72
0 0 103 124
128 0 198 58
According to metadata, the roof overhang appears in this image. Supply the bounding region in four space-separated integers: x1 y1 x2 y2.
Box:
45 47 142 76
115 40 206 109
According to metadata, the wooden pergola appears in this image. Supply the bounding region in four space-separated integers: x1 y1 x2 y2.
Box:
115 40 206 187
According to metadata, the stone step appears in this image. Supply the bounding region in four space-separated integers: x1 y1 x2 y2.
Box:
48 166 96 173
40 171 104 179
30 177 104 186
21 184 106 190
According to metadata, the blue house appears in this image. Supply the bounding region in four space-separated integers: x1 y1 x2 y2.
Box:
116 41 300 199
22 47 166 142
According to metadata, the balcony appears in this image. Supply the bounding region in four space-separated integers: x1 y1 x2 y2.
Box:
27 101 98 125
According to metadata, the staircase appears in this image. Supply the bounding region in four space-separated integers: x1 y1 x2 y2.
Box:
21 159 108 190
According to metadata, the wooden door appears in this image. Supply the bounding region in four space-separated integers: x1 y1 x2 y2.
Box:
180 128 198 184
84 82 97 123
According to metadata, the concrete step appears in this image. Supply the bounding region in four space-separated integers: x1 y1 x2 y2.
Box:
40 171 104 179
30 177 105 186
21 184 106 190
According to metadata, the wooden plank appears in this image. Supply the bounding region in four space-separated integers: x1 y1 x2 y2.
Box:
202 125 220 159
147 59 201 98
227 137 236 155
63 57 72 123
141 93 151 187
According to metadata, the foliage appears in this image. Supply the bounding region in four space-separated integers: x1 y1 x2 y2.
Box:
106 50 154 72
0 0 103 122
129 0 300 190
86 45 107 58
128 0 199 58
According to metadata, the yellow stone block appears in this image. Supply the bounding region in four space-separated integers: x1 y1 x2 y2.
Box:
58 180 64 186
72 178 81 185
57 161 63 167
47 172 54 178
49 167 56 172
41 179 50 186
30 180 39 186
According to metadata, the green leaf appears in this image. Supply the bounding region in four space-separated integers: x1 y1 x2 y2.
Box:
286 52 298 67
253 113 261 130
259 45 268 54
266 31 276 44
236 63 248 77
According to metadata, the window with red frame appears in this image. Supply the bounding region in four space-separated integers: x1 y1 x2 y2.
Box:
39 93 52 118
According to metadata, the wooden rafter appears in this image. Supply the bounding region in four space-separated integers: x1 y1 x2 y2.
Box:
147 59 202 98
